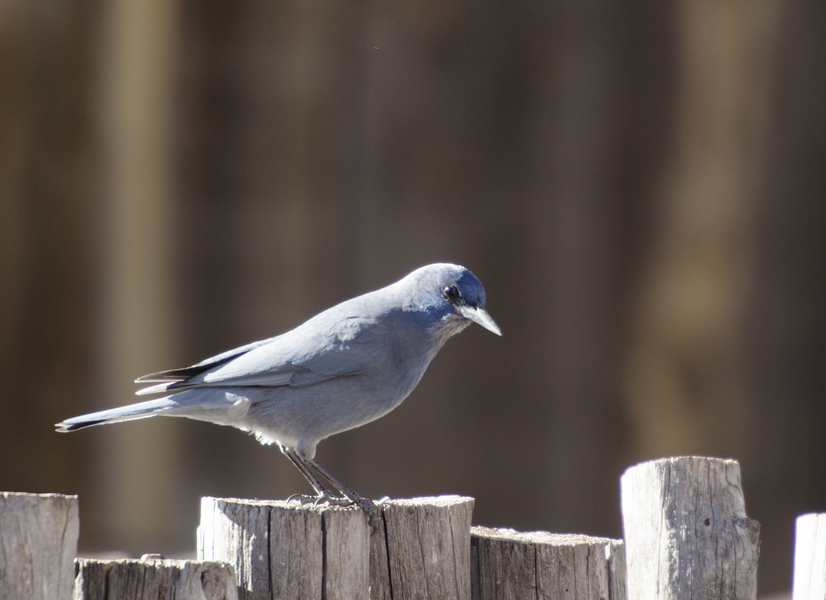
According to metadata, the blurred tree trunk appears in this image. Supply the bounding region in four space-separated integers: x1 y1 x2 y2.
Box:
0 0 98 499
743 0 826 589
91 0 182 551
621 0 779 461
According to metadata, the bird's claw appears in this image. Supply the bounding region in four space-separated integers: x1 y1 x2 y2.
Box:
286 492 382 528
286 493 316 504
315 493 353 507
353 497 382 528
287 492 352 507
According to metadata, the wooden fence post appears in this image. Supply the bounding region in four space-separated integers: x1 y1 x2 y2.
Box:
376 496 474 600
470 527 625 600
198 497 370 600
0 491 79 600
198 495 473 600
792 513 826 600
74 555 238 600
621 456 760 600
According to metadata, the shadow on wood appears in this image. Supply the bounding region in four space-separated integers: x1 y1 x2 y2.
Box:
74 556 237 600
470 527 625 600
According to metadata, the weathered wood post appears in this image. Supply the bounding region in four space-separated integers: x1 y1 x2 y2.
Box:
376 496 474 600
621 456 760 599
0 492 79 600
198 497 370 600
792 513 826 600
198 495 473 600
74 555 238 600
470 527 625 600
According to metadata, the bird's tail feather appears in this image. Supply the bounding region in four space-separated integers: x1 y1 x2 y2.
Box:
55 398 177 432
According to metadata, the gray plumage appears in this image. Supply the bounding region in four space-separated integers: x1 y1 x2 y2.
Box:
56 263 500 518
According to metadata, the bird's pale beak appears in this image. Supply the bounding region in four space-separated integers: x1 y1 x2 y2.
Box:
458 304 502 336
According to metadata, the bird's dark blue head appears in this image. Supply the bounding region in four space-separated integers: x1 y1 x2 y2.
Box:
400 263 502 341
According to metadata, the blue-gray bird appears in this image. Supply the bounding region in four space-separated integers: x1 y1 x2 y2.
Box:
56 263 500 520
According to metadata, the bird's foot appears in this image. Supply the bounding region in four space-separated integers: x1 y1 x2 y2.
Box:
286 492 382 528
287 492 352 507
286 493 316 505
352 496 382 528
314 493 353 507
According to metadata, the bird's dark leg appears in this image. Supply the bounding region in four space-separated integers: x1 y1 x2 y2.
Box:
280 446 350 506
279 445 382 525
307 457 381 525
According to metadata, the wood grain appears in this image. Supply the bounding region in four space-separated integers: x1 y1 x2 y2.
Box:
621 456 760 599
470 527 625 600
0 492 78 600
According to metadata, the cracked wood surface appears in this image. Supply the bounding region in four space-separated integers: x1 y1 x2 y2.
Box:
198 495 473 600
470 527 625 600
621 457 760 600
74 556 237 600
0 492 78 600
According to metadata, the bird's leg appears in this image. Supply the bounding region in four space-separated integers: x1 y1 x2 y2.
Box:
280 446 350 506
307 457 382 525
280 446 382 525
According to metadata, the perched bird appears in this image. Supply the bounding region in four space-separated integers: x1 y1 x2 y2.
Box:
56 263 501 521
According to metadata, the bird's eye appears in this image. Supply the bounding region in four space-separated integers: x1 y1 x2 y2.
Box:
443 285 460 301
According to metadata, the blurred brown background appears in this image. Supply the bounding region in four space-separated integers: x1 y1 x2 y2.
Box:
2 0 825 593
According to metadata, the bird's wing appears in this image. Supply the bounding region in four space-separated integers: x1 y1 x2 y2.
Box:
137 315 384 395
136 338 274 383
